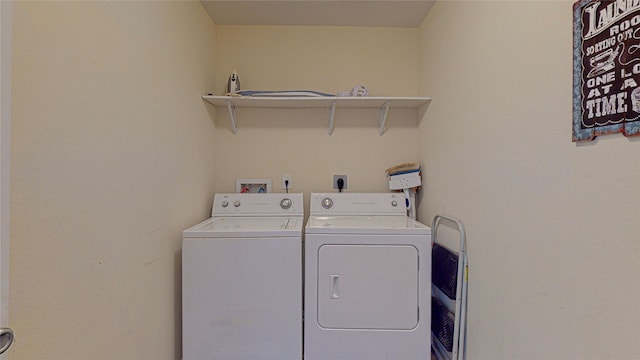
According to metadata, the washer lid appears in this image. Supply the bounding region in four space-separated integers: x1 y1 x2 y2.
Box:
183 216 303 238
305 215 430 235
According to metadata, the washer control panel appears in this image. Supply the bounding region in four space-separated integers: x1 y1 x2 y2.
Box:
212 193 303 217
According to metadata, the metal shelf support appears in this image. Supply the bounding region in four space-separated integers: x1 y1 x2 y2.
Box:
226 99 238 134
379 100 391 136
328 100 337 135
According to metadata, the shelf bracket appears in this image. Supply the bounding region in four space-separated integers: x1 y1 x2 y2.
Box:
226 99 238 134
328 100 337 135
379 101 391 136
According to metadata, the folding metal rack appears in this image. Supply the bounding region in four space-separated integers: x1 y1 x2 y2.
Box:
431 215 468 360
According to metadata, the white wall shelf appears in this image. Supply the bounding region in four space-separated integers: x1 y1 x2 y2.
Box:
202 95 431 135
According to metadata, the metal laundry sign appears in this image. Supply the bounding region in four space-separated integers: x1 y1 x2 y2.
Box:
573 0 640 141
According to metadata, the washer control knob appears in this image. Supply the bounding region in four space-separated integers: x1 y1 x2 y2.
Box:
221 200 229 208
280 198 292 210
233 200 241 207
321 198 333 209
391 200 398 207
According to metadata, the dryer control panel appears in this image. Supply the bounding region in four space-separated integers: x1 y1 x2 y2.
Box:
310 193 406 216
212 193 303 217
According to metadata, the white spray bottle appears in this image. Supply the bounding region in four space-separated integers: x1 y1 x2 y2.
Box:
226 69 241 94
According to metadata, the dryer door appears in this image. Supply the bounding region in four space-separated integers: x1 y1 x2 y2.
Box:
317 244 419 330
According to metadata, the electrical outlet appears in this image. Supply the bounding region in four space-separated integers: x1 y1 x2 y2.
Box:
282 174 292 190
333 175 348 191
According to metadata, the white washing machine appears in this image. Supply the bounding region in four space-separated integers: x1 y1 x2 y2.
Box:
182 193 303 360
304 193 432 360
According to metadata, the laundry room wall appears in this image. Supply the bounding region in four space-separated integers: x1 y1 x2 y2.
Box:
213 26 421 201
418 1 640 359
10 2 217 359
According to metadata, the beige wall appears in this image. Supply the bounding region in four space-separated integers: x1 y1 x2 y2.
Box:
10 2 216 359
215 25 419 97
8 1 640 360
0 0 12 335
418 1 640 359
214 26 421 202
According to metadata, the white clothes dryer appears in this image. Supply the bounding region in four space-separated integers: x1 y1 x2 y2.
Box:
304 193 432 360
182 193 303 360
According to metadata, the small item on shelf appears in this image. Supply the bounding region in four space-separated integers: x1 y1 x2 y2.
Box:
226 69 241 95
337 85 369 97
